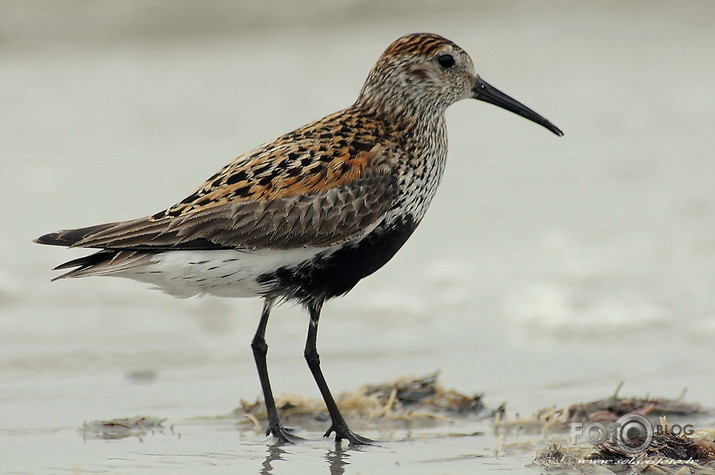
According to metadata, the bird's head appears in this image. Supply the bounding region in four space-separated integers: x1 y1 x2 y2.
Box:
358 33 563 136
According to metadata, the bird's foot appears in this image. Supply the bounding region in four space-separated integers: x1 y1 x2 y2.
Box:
324 424 375 446
266 424 304 444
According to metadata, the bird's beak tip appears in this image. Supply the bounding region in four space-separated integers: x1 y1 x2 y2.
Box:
473 78 563 137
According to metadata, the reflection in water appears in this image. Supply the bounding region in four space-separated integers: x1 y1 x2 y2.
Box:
261 443 287 475
259 441 352 475
326 443 350 475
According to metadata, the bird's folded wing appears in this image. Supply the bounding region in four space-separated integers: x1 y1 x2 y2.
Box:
53 170 397 251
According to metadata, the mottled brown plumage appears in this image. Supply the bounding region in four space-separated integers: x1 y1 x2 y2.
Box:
50 112 401 253
35 33 563 445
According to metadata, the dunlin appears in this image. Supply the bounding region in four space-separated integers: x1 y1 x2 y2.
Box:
36 33 563 445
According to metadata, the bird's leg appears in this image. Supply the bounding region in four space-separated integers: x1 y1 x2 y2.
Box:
304 300 374 446
251 297 302 443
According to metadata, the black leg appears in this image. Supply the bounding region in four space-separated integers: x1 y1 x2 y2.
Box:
303 299 373 446
251 297 302 443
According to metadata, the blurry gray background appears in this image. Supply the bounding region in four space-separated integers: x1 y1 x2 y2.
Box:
1 1 714 473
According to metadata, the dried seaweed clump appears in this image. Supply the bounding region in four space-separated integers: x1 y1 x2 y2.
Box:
496 385 705 436
80 416 167 440
535 428 715 474
236 372 494 432
586 427 715 473
567 385 706 424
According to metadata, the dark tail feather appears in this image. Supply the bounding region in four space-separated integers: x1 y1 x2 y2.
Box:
53 251 115 271
50 250 151 281
34 223 118 247
50 251 116 281
35 223 154 280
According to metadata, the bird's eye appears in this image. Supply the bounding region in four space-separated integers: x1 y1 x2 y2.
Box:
437 54 456 69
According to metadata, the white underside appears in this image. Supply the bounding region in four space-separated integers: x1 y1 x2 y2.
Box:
115 247 332 298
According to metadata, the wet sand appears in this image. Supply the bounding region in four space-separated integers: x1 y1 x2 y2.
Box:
1 1 714 473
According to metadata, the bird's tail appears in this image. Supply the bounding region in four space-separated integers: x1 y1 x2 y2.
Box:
48 250 153 281
35 223 154 280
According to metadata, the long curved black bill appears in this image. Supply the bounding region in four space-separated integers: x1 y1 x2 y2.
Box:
473 77 563 136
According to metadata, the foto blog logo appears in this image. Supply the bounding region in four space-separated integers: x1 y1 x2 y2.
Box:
570 413 694 454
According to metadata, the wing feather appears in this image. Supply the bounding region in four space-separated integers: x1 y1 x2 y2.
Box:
37 108 400 252
66 169 396 251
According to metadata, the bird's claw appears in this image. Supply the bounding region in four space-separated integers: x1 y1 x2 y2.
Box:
267 424 304 444
324 425 375 446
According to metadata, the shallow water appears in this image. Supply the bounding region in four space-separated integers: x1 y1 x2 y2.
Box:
2 1 715 473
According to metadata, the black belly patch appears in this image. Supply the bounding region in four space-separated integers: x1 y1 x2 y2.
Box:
258 218 417 304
